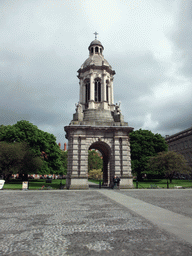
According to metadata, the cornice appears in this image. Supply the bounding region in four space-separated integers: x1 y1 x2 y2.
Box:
77 65 115 78
64 125 133 134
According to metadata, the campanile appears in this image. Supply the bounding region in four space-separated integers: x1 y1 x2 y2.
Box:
65 36 134 189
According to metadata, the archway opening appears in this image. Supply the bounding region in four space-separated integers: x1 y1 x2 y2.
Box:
89 141 111 186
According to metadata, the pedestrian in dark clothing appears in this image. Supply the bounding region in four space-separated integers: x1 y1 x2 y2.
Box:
117 176 120 189
113 176 118 189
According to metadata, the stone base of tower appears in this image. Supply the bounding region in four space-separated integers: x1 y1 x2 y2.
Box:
119 176 134 189
66 176 89 190
65 125 134 190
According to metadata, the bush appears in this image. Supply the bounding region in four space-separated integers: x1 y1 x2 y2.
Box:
88 169 103 180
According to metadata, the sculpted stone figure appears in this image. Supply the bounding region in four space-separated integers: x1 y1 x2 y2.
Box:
75 103 82 113
115 102 121 114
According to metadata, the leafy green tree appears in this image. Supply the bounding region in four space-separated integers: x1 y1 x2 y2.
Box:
0 121 62 174
0 142 43 181
148 151 191 183
130 129 168 180
60 151 68 175
88 150 103 172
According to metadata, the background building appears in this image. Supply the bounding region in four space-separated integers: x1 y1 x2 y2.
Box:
165 127 192 169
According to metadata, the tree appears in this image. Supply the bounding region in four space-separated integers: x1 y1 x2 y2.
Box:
0 121 62 174
148 151 191 183
130 129 168 180
88 150 103 172
0 142 43 181
60 151 68 175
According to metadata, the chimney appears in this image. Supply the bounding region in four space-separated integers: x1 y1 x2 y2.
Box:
64 143 67 151
58 142 61 148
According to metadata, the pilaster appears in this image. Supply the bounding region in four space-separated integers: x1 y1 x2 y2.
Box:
89 74 95 109
110 78 114 104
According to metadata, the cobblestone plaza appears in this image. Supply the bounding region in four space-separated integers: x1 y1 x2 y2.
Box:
0 189 192 255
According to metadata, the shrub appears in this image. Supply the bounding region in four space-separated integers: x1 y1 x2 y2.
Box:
88 169 103 180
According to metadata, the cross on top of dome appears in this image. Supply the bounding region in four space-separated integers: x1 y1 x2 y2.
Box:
93 31 98 40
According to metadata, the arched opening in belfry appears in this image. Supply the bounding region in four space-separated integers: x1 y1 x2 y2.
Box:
89 141 111 186
94 78 101 102
95 46 98 53
106 80 109 102
85 79 90 108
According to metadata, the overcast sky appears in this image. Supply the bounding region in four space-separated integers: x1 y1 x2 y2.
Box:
1 0 192 148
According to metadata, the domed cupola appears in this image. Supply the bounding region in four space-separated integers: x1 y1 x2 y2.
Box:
71 34 127 127
75 35 117 115
88 39 104 55
79 37 113 71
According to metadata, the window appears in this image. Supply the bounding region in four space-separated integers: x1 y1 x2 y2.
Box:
85 80 90 104
91 47 93 54
95 47 98 53
95 79 101 102
106 80 109 102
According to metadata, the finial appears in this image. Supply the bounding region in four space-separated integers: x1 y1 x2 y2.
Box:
93 32 98 40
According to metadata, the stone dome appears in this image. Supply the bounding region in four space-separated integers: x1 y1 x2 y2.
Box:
82 55 110 69
88 40 104 50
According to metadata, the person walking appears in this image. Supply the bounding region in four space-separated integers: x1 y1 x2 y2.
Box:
117 176 120 189
113 176 118 189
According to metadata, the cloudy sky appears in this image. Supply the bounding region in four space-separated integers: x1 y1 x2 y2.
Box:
1 0 192 148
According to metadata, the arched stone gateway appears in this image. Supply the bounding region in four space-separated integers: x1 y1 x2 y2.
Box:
64 37 134 189
89 140 111 186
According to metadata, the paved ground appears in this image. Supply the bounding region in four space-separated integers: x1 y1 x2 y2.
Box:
119 189 192 218
0 189 192 256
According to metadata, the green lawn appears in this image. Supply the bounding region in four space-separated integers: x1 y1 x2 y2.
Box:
3 179 66 190
88 179 101 184
89 178 192 189
2 178 192 190
133 179 192 189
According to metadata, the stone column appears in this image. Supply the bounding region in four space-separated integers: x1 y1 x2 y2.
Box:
113 135 133 189
110 78 114 104
89 74 94 109
66 135 73 189
82 83 85 109
90 74 94 101
67 134 88 189
78 136 88 177
113 136 121 177
102 74 106 102
120 135 133 188
108 82 111 105
121 137 132 176
71 135 79 177
79 79 83 104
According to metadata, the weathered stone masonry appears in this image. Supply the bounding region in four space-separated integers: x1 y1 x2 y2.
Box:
64 38 134 189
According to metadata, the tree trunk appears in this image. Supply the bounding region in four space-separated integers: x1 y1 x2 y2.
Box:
5 173 12 183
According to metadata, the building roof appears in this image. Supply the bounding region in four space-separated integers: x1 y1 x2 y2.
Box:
165 126 192 142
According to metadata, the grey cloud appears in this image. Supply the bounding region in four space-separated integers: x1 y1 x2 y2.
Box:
170 1 192 77
1 0 192 145
111 51 167 100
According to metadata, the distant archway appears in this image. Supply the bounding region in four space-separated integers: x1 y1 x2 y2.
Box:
89 141 111 186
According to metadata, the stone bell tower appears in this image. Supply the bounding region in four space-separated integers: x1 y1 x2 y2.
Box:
65 35 134 189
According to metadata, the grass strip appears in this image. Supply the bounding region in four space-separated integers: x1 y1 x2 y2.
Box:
3 179 66 190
